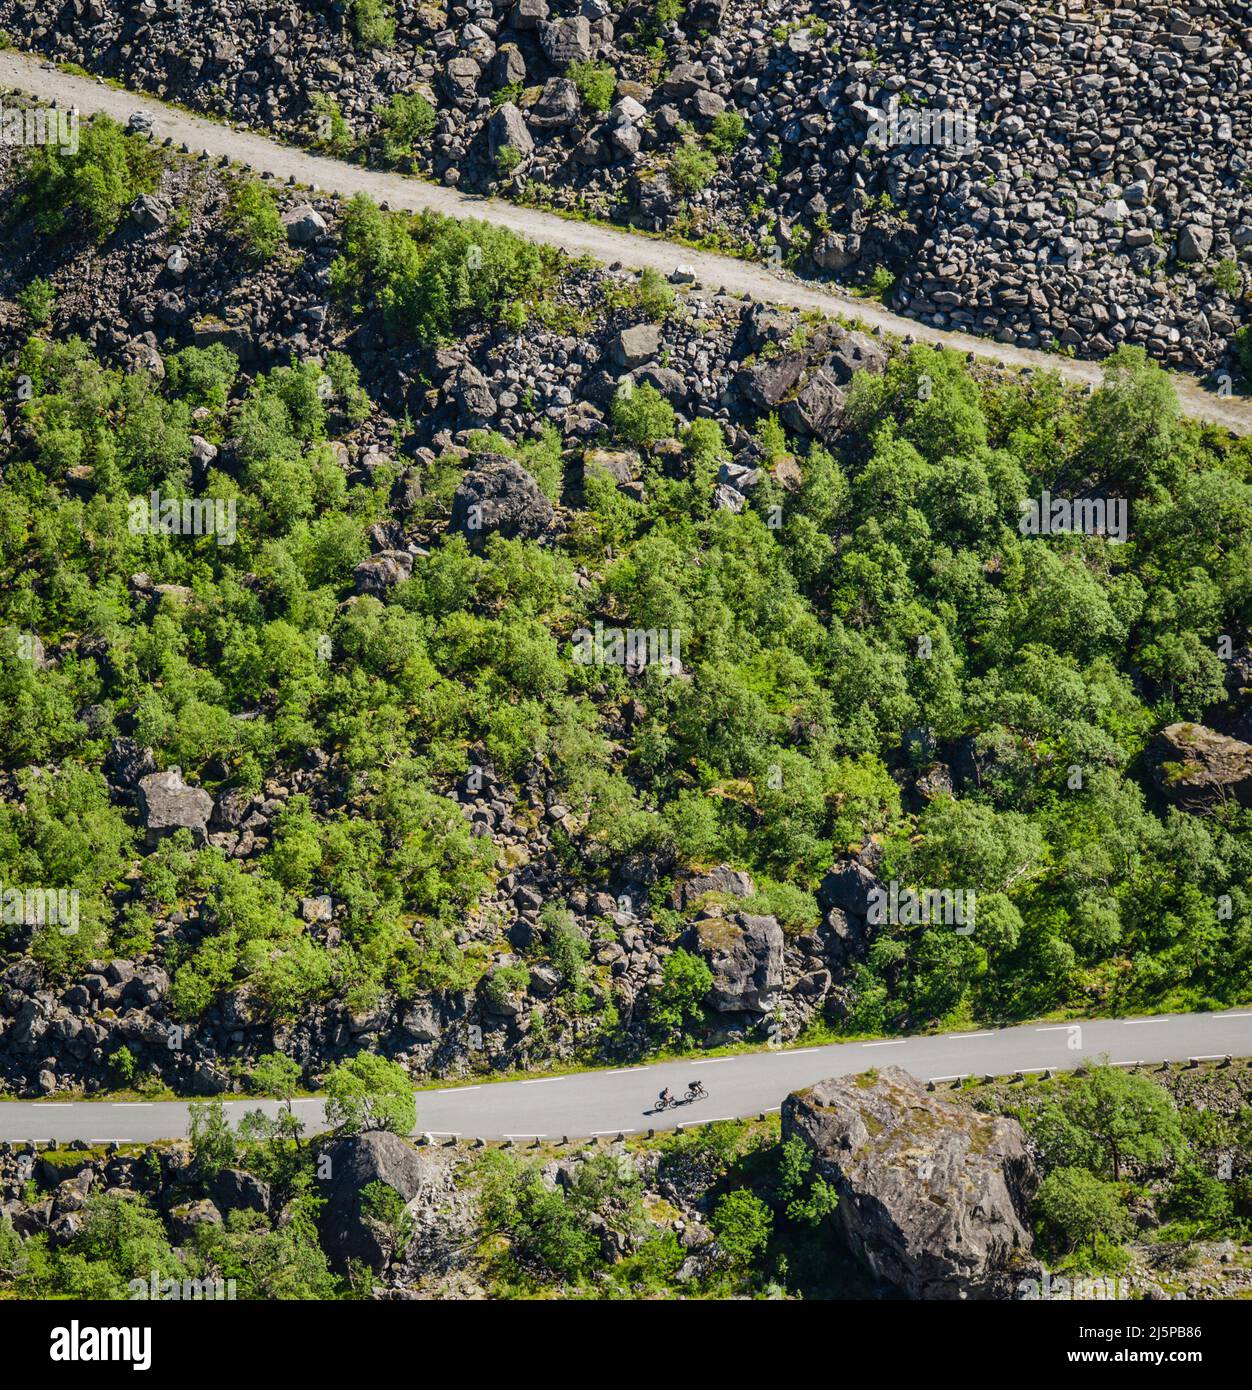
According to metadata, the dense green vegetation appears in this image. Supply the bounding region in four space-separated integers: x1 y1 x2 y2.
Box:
19 112 160 239
1005 1064 1252 1273
329 197 550 341
1 156 1249 1056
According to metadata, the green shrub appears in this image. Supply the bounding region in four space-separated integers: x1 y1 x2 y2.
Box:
20 113 159 240
1234 324 1252 380
351 0 395 49
163 342 240 414
495 143 524 178
483 962 531 1008
648 947 711 1042
17 276 55 327
710 1190 773 1267
331 196 545 342
637 266 676 320
1213 258 1242 299
610 381 676 448
377 90 437 162
705 109 747 155
310 93 355 155
567 60 617 114
224 179 286 262
669 140 718 194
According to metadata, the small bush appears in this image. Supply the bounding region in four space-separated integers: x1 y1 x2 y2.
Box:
568 60 617 114
496 143 524 178
377 90 437 163
611 381 676 448
669 140 718 194
224 179 286 262
17 276 55 327
1213 258 1242 299
21 113 159 240
1233 324 1252 380
706 109 747 156
310 94 354 156
637 267 676 320
351 0 395 49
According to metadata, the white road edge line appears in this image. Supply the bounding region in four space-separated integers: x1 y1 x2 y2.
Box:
862 1040 906 1047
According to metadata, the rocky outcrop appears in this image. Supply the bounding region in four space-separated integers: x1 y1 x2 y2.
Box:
450 457 554 541
317 1130 428 1274
137 768 214 841
695 912 783 1014
1152 723 1252 810
669 864 754 909
782 1067 1038 1299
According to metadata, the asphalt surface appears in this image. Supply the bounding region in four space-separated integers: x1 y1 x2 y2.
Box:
2 1010 1248 1144
1 51 1250 435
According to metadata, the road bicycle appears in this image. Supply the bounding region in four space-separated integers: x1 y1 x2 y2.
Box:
656 1082 707 1110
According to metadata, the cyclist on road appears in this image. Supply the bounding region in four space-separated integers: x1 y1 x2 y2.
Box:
658 1087 673 1108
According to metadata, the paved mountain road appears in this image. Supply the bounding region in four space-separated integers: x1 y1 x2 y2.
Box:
2 1010 1248 1145
1 51 1250 436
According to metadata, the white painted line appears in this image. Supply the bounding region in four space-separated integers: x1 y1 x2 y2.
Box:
783 1048 819 1055
1213 1013 1252 1019
691 1057 734 1066
112 1103 152 1107
764 1106 781 1113
39 1103 73 1108
703 1117 734 1123
592 1129 632 1136
945 1031 995 1039
1123 1018 1170 1024
1189 1054 1229 1062
437 1085 480 1093
1018 1067 1048 1074
607 1067 647 1075
1036 1025 1073 1032
292 1099 318 1105
862 1040 906 1047
521 1077 563 1086
928 1075 967 1083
